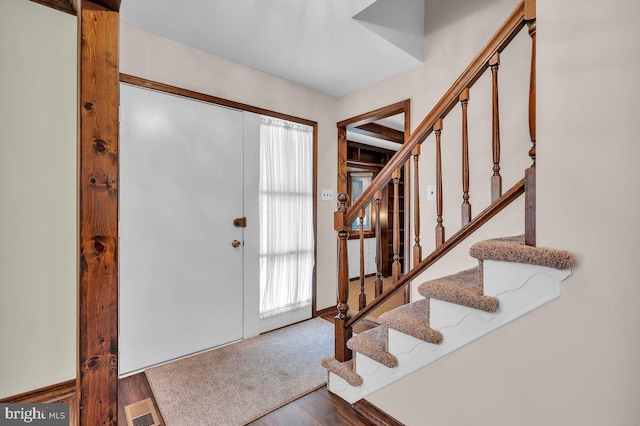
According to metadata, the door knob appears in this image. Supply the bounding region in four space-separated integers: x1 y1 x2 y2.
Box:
231 240 241 248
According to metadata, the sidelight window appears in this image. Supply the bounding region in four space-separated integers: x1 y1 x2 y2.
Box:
259 116 314 318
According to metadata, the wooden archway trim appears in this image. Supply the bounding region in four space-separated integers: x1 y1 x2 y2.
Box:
337 99 410 194
77 0 120 424
336 99 411 301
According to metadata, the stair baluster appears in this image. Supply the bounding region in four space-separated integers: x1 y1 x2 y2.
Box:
374 190 383 297
391 169 402 281
412 146 422 265
490 52 502 202
460 88 472 226
335 192 352 362
525 0 536 246
358 209 366 310
435 118 445 248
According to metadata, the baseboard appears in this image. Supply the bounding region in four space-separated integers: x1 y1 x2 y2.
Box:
0 379 77 425
352 399 405 426
316 306 337 317
349 273 377 281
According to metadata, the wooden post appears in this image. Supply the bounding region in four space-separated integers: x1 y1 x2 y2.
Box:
460 88 472 226
391 169 402 281
374 190 383 298
334 193 352 362
78 1 120 425
358 209 366 310
490 52 502 203
434 119 445 248
337 127 348 195
412 145 422 265
525 0 536 246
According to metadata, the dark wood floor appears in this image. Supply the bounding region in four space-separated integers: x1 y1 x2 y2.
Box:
117 314 376 426
118 373 166 426
248 386 373 426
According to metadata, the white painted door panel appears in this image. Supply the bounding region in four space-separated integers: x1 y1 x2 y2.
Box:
119 84 244 375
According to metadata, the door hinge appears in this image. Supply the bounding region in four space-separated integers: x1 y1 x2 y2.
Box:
234 217 247 228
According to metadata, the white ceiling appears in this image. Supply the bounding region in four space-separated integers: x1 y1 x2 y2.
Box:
120 0 425 97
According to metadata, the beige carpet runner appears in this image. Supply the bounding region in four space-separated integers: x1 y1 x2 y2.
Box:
145 317 333 426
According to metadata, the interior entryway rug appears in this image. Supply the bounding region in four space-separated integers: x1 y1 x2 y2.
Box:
144 317 333 425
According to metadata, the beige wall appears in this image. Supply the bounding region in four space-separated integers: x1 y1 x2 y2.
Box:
120 25 340 312
0 0 77 398
350 0 640 424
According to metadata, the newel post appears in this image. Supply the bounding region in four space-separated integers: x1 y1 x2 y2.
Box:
525 0 536 246
334 193 352 362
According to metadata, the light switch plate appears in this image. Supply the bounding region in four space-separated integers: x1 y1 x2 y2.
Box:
321 189 333 201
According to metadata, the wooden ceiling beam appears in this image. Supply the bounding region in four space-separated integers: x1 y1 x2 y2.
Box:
351 122 404 144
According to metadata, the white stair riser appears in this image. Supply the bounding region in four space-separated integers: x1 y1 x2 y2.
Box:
483 260 571 297
328 263 572 403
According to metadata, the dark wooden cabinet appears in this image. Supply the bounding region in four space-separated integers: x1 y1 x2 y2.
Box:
346 141 405 277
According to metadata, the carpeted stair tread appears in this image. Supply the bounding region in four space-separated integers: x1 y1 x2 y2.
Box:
418 267 499 312
347 326 398 368
321 356 363 387
470 235 575 270
377 299 443 344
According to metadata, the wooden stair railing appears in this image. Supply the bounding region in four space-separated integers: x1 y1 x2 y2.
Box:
346 180 524 329
333 0 536 363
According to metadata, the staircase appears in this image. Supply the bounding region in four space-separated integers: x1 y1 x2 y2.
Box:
322 236 574 403
322 0 576 410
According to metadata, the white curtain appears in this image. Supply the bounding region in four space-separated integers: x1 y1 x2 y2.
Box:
259 116 314 318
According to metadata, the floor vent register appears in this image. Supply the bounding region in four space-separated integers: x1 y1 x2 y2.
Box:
124 398 161 426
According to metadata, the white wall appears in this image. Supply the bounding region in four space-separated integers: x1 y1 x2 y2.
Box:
120 25 340 312
342 0 640 425
0 0 77 398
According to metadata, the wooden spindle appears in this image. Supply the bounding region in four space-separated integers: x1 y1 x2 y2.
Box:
412 145 422 265
460 88 472 226
334 192 352 362
490 52 502 202
358 209 366 310
392 169 402 281
374 190 383 297
525 0 536 246
434 118 445 248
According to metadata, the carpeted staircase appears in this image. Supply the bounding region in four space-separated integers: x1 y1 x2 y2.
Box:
322 235 575 402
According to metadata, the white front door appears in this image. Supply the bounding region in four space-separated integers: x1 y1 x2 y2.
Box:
119 84 245 375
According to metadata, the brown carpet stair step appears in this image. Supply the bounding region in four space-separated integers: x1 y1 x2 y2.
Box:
346 325 398 368
418 267 499 313
377 299 443 344
321 357 363 387
470 235 575 269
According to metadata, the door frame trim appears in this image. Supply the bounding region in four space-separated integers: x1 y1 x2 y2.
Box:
337 100 411 299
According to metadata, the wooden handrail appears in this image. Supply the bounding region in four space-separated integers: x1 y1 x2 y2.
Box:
341 1 526 227
345 179 524 329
